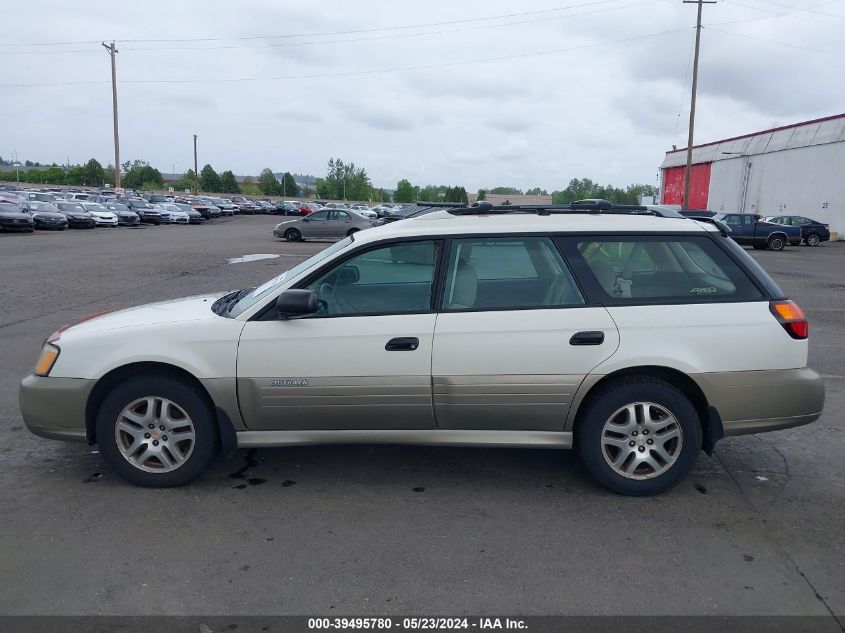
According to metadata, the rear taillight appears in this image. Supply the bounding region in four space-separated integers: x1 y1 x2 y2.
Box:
770 300 808 339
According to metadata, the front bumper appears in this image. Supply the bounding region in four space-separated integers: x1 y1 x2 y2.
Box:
34 219 68 229
695 367 825 436
0 220 34 231
19 374 96 443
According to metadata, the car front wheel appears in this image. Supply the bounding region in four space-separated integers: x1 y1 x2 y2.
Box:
577 378 702 496
285 228 302 242
95 376 218 487
767 235 786 250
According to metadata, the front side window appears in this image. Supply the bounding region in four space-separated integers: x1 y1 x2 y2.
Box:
572 236 763 301
307 211 328 222
441 237 584 311
305 240 439 316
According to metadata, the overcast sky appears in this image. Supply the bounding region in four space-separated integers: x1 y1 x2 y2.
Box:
2 0 843 191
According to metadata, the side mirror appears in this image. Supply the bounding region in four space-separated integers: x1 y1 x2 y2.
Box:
336 265 359 285
276 289 317 319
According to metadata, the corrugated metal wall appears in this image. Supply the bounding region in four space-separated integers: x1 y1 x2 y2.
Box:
705 142 845 234
661 163 711 209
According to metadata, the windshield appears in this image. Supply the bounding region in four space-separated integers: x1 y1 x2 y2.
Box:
59 203 85 212
85 203 107 212
108 203 130 212
228 236 354 317
30 202 57 212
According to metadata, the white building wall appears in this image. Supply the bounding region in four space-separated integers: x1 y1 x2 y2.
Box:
707 141 845 237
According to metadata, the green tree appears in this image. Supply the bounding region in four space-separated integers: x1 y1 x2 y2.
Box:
476 189 487 201
199 164 222 192
318 158 372 201
220 170 240 194
122 160 163 190
525 187 548 196
24 168 45 183
103 165 116 186
280 172 300 197
394 179 416 203
65 166 85 186
258 168 281 195
444 186 468 203
81 158 106 187
490 186 523 195
43 166 66 184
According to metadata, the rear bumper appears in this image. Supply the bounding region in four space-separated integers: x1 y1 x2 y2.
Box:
19 374 95 442
694 367 824 436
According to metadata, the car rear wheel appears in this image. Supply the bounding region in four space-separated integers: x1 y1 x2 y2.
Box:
96 376 218 487
285 228 302 242
805 232 821 247
347 228 359 237
577 378 702 496
767 235 786 251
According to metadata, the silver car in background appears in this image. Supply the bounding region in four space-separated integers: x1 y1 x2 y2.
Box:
273 208 376 242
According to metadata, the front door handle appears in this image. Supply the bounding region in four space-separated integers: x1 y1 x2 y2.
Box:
385 337 419 351
570 331 605 346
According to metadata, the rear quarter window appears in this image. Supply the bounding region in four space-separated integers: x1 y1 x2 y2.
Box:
560 235 765 303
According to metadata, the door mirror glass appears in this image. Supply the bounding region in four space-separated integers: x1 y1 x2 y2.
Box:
276 289 318 318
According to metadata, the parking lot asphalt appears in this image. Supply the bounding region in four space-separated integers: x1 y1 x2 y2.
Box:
0 218 843 618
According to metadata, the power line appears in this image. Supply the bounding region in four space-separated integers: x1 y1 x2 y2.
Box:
708 0 843 26
0 0 651 48
706 25 845 54
0 27 690 89
0 0 665 56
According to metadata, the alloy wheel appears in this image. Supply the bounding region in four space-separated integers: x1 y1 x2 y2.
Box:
600 402 683 480
114 396 196 473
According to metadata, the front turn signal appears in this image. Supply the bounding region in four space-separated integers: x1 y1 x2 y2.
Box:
34 344 61 377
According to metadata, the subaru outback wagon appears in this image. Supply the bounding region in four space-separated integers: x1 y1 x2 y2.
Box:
20 203 824 495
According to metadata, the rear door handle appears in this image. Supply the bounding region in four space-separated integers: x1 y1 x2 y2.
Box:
569 331 605 346
385 337 419 351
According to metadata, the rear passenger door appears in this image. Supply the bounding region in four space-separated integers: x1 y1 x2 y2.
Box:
327 210 352 239
431 236 619 431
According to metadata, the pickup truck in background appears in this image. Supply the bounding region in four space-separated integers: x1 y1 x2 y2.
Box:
712 212 802 250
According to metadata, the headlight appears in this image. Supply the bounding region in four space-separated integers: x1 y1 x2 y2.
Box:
34 343 60 377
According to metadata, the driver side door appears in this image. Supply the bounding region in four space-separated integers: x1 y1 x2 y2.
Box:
300 210 331 239
236 239 441 431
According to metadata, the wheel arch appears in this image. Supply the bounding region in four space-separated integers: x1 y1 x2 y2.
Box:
568 365 723 454
767 231 788 243
84 361 235 451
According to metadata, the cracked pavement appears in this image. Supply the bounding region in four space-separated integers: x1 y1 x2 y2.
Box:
0 218 842 620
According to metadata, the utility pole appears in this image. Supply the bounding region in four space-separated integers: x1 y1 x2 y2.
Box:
101 41 121 188
681 0 715 212
193 134 198 194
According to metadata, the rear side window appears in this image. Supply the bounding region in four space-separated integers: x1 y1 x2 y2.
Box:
441 237 584 310
566 236 764 302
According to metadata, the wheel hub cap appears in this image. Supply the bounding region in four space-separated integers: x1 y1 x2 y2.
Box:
114 396 195 473
600 401 683 480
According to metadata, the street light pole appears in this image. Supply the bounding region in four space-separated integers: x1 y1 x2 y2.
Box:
681 0 715 212
193 134 198 194
102 41 121 189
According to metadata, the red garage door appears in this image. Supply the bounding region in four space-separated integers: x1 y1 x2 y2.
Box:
662 163 711 210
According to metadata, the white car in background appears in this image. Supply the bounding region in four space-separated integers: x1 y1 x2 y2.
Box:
350 204 377 219
158 203 191 225
80 202 118 227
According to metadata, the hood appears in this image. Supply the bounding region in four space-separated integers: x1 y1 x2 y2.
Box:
0 210 33 220
59 293 229 339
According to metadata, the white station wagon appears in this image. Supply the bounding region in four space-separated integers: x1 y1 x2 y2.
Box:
20 202 825 494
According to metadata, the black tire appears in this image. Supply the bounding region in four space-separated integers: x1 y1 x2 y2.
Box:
346 228 359 237
577 378 702 496
767 235 786 251
285 228 302 242
805 232 821 247
95 375 218 487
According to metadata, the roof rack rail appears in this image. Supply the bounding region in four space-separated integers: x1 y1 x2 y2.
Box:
688 215 732 236
446 199 681 218
415 200 468 208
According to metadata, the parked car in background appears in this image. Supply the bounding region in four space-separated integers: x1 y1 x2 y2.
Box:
174 203 205 224
349 204 377 219
211 198 236 215
274 208 376 242
20 201 68 230
63 192 93 202
764 215 831 247
712 212 801 250
299 203 319 216
144 194 171 205
158 203 191 225
197 198 225 218
377 206 417 223
274 201 300 215
103 202 141 226
256 200 275 214
56 202 96 229
121 198 163 225
230 196 259 214
80 202 118 227
25 191 59 204
0 202 35 232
